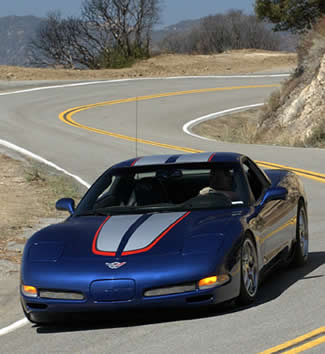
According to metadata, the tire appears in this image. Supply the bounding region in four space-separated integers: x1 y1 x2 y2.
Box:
291 202 309 267
237 235 259 306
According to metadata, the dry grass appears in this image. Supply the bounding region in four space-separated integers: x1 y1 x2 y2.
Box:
0 50 297 81
193 105 318 148
0 154 85 263
192 108 259 144
305 118 325 148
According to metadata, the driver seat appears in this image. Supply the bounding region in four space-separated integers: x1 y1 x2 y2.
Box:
132 178 169 206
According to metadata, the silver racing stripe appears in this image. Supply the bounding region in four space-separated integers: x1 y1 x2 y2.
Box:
124 212 187 252
175 152 213 163
134 155 171 166
96 215 142 252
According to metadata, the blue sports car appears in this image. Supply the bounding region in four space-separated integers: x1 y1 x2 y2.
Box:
21 152 308 324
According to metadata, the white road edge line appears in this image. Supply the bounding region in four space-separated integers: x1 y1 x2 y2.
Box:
0 74 289 96
0 139 90 189
0 318 29 337
0 139 90 336
183 103 264 141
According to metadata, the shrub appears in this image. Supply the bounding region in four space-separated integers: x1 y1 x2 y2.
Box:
305 119 325 147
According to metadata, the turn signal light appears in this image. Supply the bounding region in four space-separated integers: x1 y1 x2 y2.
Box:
198 275 229 289
199 276 217 288
22 285 38 298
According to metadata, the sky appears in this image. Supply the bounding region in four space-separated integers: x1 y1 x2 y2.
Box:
0 0 255 26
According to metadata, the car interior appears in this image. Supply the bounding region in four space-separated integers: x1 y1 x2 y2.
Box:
93 166 246 211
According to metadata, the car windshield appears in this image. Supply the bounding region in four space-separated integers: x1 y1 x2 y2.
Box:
75 163 249 216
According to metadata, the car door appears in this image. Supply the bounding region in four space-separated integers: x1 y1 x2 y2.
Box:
243 158 293 265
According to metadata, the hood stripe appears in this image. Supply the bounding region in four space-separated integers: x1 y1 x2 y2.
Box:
92 216 114 256
122 212 191 256
116 214 152 256
92 214 142 256
92 212 191 257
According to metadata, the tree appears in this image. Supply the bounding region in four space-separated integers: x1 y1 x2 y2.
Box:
29 0 162 69
255 0 325 33
82 0 160 59
29 11 104 69
159 10 281 54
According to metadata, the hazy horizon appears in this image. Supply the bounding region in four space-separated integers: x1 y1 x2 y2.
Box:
0 0 254 26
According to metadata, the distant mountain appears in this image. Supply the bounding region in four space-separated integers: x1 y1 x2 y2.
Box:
152 19 201 43
0 16 43 66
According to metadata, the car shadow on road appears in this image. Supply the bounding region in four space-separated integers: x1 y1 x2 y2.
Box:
36 251 325 334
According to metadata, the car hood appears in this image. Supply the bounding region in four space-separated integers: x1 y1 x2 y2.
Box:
26 209 245 262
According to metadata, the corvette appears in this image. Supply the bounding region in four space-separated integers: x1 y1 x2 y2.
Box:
21 152 308 324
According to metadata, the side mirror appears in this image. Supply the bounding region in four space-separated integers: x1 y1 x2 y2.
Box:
56 198 75 215
261 187 288 205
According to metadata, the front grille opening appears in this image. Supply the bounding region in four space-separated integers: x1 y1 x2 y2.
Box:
26 303 48 310
144 283 196 297
186 295 213 303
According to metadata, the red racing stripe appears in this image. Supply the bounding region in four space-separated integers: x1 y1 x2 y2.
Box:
92 216 116 256
131 158 140 166
208 153 216 162
121 211 191 256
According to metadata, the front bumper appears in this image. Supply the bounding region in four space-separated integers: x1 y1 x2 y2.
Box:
21 274 239 319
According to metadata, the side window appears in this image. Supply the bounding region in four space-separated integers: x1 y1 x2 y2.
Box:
243 161 264 202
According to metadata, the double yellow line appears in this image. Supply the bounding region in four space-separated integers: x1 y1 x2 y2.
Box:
257 161 325 184
59 84 325 184
259 326 325 353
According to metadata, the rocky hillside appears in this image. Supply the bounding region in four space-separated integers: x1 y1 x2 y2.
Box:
257 16 325 147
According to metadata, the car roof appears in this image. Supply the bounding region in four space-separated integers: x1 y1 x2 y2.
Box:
113 152 243 169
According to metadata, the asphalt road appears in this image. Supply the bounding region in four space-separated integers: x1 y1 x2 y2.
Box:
0 75 324 353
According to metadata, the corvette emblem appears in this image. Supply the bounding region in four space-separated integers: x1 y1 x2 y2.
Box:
105 262 127 269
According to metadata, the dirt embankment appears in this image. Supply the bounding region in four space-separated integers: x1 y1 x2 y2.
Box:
0 153 84 273
255 17 325 147
0 50 296 81
259 54 325 147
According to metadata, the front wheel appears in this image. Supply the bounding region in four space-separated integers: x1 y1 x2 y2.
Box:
291 202 309 267
237 235 259 305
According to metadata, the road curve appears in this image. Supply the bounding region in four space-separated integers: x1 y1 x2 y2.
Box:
0 75 324 354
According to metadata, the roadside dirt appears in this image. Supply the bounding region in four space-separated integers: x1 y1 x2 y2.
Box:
0 153 83 273
0 50 297 80
192 108 260 144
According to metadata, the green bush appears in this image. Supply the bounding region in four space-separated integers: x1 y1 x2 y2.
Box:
305 119 325 147
96 45 150 69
